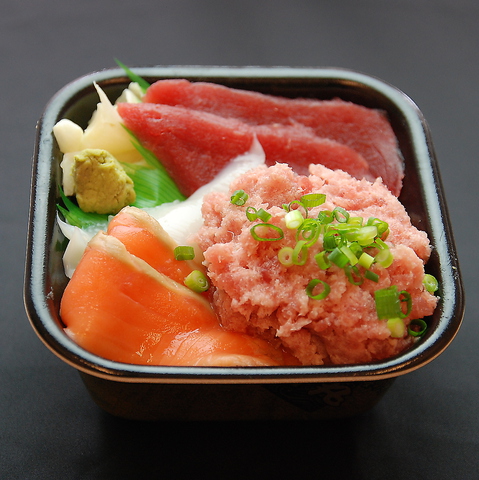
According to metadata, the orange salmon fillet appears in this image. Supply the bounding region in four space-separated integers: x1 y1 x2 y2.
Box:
60 221 291 366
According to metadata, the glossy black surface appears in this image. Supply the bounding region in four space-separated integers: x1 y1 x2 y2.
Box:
3 1 478 478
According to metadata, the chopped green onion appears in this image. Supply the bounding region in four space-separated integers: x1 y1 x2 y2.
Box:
283 200 308 218
364 270 379 282
367 217 389 238
278 247 294 267
347 216 363 226
245 206 257 221
250 223 284 241
408 319 428 337
345 265 363 285
300 193 326 208
230 189 249 206
317 210 334 224
306 279 330 300
387 318 406 338
399 290 413 318
184 270 210 293
315 251 331 270
285 210 304 229
174 246 195 261
374 240 394 268
296 219 321 247
245 206 271 222
333 206 349 223
256 208 271 222
349 225 378 245
374 286 402 319
375 286 412 319
328 247 350 268
423 274 439 293
349 242 364 257
340 245 358 266
292 240 309 266
323 230 342 251
358 252 375 269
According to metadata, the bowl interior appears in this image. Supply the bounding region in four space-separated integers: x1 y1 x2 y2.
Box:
24 67 464 383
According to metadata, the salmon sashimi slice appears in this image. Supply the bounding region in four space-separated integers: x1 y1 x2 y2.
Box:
107 206 204 284
117 102 255 197
117 102 373 196
60 231 288 366
143 79 403 195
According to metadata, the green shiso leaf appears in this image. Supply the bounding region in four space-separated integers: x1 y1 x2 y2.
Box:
57 187 109 229
122 127 186 206
114 59 150 93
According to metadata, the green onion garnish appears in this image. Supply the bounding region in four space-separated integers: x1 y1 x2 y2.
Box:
300 193 326 208
230 189 249 206
374 286 402 319
323 230 342 251
340 245 358 266
344 265 363 286
333 206 349 223
245 206 271 222
407 319 428 337
184 270 210 293
245 206 257 221
306 279 330 300
374 286 412 319
292 240 309 266
285 209 304 230
283 200 308 218
373 238 394 268
364 269 379 282
328 247 350 268
278 246 294 267
115 59 151 93
317 210 334 224
174 246 195 261
296 219 321 247
358 252 375 269
367 217 389 238
239 190 426 336
250 223 284 241
386 318 406 338
423 274 439 293
314 251 330 270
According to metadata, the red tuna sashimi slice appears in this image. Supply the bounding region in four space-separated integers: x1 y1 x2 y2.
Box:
118 103 373 195
60 231 290 366
117 102 254 197
144 79 403 195
254 124 373 180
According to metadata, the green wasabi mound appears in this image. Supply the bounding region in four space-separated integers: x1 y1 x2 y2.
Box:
74 149 136 215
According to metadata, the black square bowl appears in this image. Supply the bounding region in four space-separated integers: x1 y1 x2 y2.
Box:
24 67 464 420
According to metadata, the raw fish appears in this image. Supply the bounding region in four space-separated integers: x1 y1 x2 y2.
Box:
60 214 293 366
143 79 403 195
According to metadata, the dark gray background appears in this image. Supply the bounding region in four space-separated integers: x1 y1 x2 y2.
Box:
1 1 477 478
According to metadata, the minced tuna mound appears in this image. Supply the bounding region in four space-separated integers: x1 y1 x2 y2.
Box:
194 163 438 365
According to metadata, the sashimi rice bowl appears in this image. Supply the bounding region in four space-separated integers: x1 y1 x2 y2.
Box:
25 66 463 418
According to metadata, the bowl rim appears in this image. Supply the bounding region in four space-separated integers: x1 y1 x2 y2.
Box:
24 66 464 384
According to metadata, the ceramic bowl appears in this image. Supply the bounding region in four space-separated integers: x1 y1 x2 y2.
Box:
24 67 464 420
